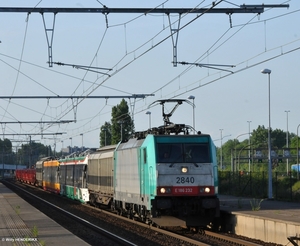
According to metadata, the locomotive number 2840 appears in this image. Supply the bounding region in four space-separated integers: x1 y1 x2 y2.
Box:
176 177 195 184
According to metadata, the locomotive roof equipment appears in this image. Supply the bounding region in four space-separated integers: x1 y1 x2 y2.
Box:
136 99 200 138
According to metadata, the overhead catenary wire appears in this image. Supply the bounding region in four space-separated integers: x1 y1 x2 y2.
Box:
37 1 220 133
0 1 297 148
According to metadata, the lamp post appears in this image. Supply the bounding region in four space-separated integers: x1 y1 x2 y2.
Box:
146 111 151 129
80 133 83 152
247 121 252 172
69 137 72 154
188 95 195 134
261 68 272 199
118 120 124 142
214 132 231 170
220 129 223 170
297 124 300 180
285 110 290 175
233 132 251 172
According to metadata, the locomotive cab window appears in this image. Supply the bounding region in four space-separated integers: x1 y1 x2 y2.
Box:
157 143 210 163
157 143 183 163
184 143 210 163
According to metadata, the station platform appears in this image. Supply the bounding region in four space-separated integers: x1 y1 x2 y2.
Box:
0 182 90 246
219 194 300 245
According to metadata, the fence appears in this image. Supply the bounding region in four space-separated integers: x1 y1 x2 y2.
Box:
218 171 300 202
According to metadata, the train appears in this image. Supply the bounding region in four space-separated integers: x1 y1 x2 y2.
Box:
15 99 220 228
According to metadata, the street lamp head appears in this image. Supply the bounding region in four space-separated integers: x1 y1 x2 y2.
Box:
261 68 271 74
146 111 151 115
188 95 195 100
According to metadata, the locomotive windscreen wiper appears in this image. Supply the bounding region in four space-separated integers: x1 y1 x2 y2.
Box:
169 153 184 167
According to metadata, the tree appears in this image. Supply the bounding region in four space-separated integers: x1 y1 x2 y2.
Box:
251 125 268 149
271 129 286 149
111 99 134 144
218 125 294 172
0 138 13 164
250 125 287 149
290 135 300 157
217 138 249 171
17 142 50 168
99 122 112 147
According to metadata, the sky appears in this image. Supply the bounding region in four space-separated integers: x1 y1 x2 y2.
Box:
0 0 299 152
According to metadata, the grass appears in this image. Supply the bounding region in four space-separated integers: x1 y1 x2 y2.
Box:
15 205 20 215
32 225 38 237
250 198 264 211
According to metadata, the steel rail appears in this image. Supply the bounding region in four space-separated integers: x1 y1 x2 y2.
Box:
3 180 137 246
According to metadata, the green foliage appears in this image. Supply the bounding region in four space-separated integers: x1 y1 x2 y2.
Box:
219 171 300 202
0 137 51 167
251 125 268 149
99 121 112 147
250 198 264 211
292 181 300 192
32 225 38 237
289 136 300 154
0 138 14 164
111 99 134 144
272 129 287 149
17 142 51 167
15 205 20 215
99 99 135 145
216 124 300 172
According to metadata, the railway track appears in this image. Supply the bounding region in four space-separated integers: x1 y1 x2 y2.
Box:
2 179 137 246
3 179 274 246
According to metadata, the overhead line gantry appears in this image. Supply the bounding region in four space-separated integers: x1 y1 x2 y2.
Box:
0 4 289 67
2 133 65 136
0 94 154 123
0 120 73 124
0 95 154 99
0 5 289 14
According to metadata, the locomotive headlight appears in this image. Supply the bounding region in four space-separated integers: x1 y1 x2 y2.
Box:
200 187 211 193
205 187 211 193
159 187 171 194
181 167 188 173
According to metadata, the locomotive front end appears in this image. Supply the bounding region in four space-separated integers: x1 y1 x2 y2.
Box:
152 134 219 227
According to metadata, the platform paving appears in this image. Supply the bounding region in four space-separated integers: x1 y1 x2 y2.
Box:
219 194 300 245
0 182 90 246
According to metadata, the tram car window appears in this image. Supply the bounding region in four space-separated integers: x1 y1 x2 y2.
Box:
60 165 66 195
66 165 74 187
